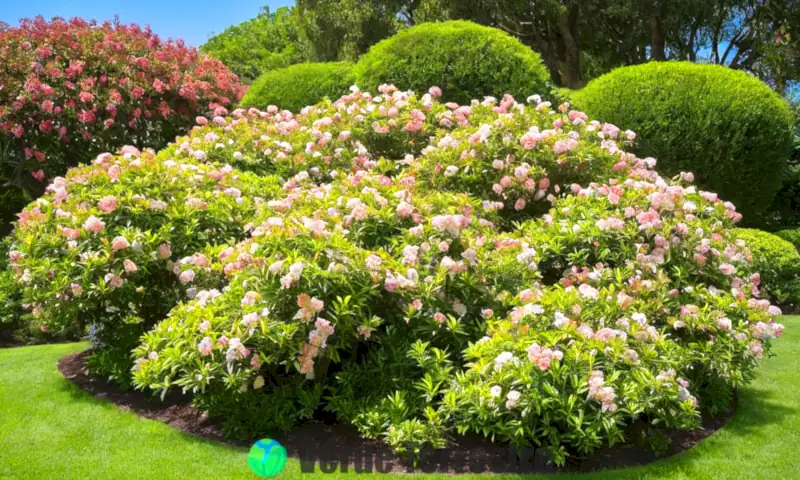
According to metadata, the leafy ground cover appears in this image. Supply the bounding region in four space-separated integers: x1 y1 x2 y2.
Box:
1 316 798 479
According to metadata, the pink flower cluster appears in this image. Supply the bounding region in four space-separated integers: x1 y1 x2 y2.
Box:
526 343 564 371
587 371 618 412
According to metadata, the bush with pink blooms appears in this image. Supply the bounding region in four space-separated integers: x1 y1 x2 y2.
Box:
0 16 245 233
120 86 783 464
6 145 281 386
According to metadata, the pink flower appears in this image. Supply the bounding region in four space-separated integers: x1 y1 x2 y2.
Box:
396 201 413 218
433 312 446 324
195 116 208 125
124 259 138 273
60 227 81 240
110 236 130 251
719 263 736 276
105 273 124 289
158 243 172 259
98 196 118 213
198 337 213 356
83 215 105 233
179 270 196 284
428 86 442 97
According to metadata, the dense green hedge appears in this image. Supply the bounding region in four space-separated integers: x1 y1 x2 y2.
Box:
353 21 551 104
734 228 800 308
239 62 354 112
572 62 794 222
776 229 800 251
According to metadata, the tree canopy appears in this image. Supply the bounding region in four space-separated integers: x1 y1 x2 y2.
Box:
200 1 799 93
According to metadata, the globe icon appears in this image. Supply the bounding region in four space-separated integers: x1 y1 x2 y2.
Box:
247 438 288 477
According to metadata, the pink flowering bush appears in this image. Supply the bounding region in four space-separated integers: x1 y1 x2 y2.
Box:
0 16 245 232
6 146 281 385
9 82 783 464
126 86 784 464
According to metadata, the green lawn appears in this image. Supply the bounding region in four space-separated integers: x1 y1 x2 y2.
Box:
1 318 798 480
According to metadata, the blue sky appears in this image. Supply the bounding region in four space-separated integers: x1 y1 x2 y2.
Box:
1 0 292 47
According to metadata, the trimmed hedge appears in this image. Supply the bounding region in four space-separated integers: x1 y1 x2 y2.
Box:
353 21 551 104
776 229 800 251
239 62 354 112
571 62 794 221
734 228 800 308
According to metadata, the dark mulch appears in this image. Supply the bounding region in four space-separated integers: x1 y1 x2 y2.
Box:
59 350 736 474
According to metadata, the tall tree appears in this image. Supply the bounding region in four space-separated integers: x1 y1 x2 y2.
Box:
201 7 308 83
295 0 414 61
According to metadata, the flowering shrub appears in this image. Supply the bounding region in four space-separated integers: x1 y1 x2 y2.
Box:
571 62 794 221
354 21 552 105
124 86 783 464
6 145 281 385
0 237 25 343
733 228 800 309
0 16 245 232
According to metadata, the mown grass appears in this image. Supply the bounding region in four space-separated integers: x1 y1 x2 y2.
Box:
1 317 798 479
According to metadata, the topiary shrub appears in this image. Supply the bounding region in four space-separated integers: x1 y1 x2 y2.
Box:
353 21 551 105
239 62 354 112
776 229 800 251
6 143 282 386
570 62 794 222
734 228 800 309
125 88 781 465
0 16 245 235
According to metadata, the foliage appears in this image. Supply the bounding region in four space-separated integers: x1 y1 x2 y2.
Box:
354 21 551 104
775 229 800 251
0 16 245 236
118 86 782 465
294 0 410 62
571 62 794 222
734 228 800 308
765 100 800 229
6 143 282 384
200 7 308 83
239 62 355 113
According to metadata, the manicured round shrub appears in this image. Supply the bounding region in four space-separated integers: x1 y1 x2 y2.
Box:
776 229 800 251
0 16 245 229
734 228 800 308
353 21 551 104
7 145 282 385
239 62 354 112
571 62 794 221
126 88 781 465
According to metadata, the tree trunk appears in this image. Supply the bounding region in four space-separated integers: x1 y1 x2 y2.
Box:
650 14 666 61
556 4 584 89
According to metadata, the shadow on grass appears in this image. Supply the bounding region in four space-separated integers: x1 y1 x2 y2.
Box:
55 376 248 454
722 385 796 437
